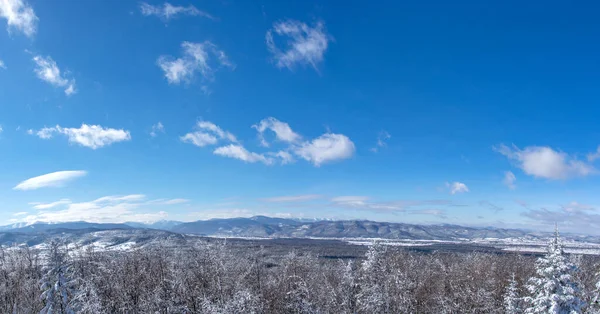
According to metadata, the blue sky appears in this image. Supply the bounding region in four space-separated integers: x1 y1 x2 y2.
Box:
1 0 600 234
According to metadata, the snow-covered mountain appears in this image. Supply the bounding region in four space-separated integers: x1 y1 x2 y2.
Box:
2 217 600 246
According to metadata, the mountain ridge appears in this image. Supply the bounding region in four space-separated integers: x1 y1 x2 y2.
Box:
1 216 597 243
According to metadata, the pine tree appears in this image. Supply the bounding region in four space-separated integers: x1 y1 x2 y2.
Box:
504 273 521 314
524 225 583 314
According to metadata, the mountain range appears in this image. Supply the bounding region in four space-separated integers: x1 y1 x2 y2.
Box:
1 216 597 245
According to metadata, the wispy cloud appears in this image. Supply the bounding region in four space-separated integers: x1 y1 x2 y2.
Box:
150 122 164 137
12 211 28 216
157 41 234 88
503 171 516 190
14 171 87 191
370 131 391 153
331 196 451 214
252 117 301 147
521 202 600 235
139 2 214 21
181 120 237 147
30 198 72 210
32 55 76 95
213 144 273 165
0 59 5 69
408 209 447 218
479 201 503 213
266 19 330 71
494 144 594 180
0 0 37 37
587 146 600 162
34 124 131 149
294 133 355 166
260 194 322 203
446 181 469 195
160 198 189 205
19 194 175 224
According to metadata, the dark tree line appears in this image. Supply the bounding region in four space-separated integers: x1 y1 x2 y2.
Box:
1 235 600 313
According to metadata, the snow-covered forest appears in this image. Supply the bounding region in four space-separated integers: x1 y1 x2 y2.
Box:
1 231 600 313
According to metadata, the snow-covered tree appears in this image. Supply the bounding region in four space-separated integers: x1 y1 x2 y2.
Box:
40 240 77 314
524 226 584 314
504 273 521 314
589 270 600 313
357 241 388 313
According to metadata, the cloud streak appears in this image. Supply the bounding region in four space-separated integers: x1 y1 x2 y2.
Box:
140 2 214 21
261 194 322 203
14 171 87 190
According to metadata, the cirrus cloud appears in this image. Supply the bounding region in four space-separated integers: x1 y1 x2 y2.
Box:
266 19 330 71
157 41 234 89
140 2 214 21
14 170 87 191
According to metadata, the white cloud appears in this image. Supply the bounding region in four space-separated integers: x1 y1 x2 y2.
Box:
19 194 176 224
32 55 76 95
272 150 295 164
0 125 3 133
157 41 233 86
139 2 214 21
587 146 600 162
180 120 237 147
30 198 72 210
183 118 355 167
0 59 5 69
495 144 594 180
252 117 301 147
266 19 330 71
161 198 189 205
0 0 37 37
213 144 273 165
503 171 516 190
150 121 165 137
370 131 391 153
331 196 405 212
294 133 355 166
12 211 28 216
261 194 322 202
35 124 131 149
14 171 87 191
446 182 469 195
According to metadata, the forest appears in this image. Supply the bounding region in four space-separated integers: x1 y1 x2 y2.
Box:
1 232 600 313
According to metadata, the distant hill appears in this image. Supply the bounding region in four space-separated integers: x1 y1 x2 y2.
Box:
2 217 600 245
124 220 183 231
1 221 133 233
171 217 539 240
